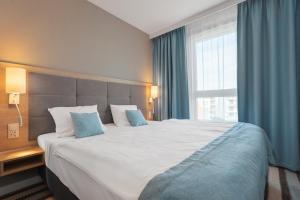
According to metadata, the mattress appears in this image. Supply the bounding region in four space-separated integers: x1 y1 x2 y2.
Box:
38 120 234 200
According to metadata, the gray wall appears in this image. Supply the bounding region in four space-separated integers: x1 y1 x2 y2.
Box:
0 0 152 83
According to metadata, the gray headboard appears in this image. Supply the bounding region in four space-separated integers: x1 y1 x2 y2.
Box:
28 72 148 140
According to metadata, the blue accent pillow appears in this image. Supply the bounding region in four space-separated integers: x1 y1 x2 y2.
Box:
70 112 104 138
125 110 148 126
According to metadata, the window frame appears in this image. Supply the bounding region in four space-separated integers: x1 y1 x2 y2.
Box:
189 28 238 122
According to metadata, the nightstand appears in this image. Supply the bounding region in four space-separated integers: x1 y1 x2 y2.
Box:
0 147 44 177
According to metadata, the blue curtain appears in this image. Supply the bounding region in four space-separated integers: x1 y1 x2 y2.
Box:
238 0 300 171
152 27 189 120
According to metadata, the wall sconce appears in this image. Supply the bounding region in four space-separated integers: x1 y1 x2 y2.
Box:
149 85 158 103
149 85 158 120
5 67 26 127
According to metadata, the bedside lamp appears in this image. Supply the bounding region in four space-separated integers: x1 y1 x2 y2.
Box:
5 67 26 127
150 85 158 102
149 85 158 120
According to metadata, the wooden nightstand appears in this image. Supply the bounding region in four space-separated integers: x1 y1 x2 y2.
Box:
0 147 44 177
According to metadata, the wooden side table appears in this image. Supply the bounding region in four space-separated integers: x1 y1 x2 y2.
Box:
0 146 44 177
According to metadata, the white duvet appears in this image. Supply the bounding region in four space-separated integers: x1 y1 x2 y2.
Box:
39 120 234 200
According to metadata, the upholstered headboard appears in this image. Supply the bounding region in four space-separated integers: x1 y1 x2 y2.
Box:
28 72 148 140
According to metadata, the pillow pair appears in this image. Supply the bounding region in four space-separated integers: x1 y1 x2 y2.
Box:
48 105 105 138
110 105 147 127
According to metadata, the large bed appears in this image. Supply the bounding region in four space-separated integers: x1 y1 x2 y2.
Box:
28 72 272 200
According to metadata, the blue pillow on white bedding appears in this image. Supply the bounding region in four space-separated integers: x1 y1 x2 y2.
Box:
125 110 148 127
48 105 105 137
70 112 104 138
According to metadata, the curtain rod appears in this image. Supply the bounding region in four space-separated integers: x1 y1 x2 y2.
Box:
149 0 246 39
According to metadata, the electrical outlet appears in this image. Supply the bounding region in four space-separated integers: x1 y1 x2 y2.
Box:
8 123 19 139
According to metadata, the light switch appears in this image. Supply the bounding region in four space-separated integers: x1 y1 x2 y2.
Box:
8 123 20 139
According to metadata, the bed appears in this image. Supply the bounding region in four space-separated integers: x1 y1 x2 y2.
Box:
28 72 272 200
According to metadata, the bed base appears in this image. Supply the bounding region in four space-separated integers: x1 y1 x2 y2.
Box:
46 167 78 200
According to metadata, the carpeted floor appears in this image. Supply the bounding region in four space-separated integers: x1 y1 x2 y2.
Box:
0 182 51 200
1 167 298 200
267 167 300 200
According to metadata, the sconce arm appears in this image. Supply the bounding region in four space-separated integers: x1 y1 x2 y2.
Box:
15 104 23 127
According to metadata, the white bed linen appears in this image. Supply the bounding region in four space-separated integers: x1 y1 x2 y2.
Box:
38 120 234 200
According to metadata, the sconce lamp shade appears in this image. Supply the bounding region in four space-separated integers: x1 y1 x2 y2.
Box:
151 85 158 99
5 67 26 94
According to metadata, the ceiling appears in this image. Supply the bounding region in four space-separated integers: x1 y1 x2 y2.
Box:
87 0 228 37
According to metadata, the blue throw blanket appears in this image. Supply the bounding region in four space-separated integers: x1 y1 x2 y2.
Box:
139 123 273 200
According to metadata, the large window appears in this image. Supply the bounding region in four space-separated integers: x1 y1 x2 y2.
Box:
187 7 237 121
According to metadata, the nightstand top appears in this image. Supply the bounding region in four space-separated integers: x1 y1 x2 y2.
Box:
0 146 43 162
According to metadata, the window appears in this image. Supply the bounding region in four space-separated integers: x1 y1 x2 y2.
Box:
187 7 237 121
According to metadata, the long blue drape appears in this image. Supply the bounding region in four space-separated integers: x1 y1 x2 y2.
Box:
152 27 189 120
238 0 300 171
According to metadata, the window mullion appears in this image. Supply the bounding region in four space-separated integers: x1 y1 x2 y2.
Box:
194 89 237 98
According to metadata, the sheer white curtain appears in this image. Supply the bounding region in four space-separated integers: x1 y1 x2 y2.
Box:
186 6 237 121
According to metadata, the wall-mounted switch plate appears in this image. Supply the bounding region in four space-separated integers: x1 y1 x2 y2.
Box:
8 123 19 139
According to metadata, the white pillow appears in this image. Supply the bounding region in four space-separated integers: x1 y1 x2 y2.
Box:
48 105 105 137
110 105 137 126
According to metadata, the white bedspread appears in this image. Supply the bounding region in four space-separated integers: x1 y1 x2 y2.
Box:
39 120 234 200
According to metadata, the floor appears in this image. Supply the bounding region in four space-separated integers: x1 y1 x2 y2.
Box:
267 167 300 200
0 182 51 200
